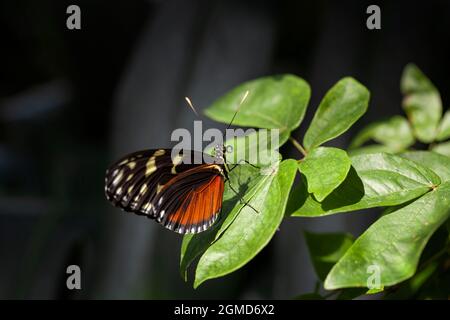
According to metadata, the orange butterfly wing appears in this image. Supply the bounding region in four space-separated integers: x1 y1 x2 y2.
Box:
153 165 224 234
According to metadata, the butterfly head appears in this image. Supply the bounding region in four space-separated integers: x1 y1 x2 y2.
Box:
213 144 233 164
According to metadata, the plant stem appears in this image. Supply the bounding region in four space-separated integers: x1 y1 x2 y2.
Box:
289 136 307 157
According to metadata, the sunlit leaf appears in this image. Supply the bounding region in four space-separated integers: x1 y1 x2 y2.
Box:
303 77 369 150
431 141 450 158
289 153 440 217
193 160 298 288
299 147 351 202
324 182 450 290
204 75 310 145
401 151 450 182
180 164 265 280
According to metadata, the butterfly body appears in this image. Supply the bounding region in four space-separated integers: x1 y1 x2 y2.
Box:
105 148 227 234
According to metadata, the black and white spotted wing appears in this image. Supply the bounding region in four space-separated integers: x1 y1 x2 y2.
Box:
104 148 225 235
105 149 198 216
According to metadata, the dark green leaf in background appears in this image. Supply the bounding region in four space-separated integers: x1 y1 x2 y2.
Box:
401 63 436 93
436 110 450 141
349 116 414 152
304 231 354 281
401 64 442 143
303 77 370 150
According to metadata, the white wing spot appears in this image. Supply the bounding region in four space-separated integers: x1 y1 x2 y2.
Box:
140 183 148 194
143 202 152 213
112 170 124 186
154 149 166 156
145 157 156 176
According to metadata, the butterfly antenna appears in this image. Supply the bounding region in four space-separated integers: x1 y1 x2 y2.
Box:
226 90 249 130
184 96 199 117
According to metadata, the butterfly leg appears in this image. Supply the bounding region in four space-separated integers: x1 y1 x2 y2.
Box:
227 182 259 214
238 159 260 169
227 159 260 173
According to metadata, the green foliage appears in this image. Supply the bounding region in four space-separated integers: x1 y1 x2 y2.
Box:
351 64 450 153
303 77 369 150
401 64 442 143
181 160 297 287
431 141 450 157
177 64 449 300
436 110 450 141
325 182 450 290
204 74 310 145
304 231 354 281
290 153 439 217
401 151 450 181
349 116 414 152
298 147 351 201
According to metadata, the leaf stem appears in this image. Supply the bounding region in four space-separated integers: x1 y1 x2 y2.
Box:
289 136 307 157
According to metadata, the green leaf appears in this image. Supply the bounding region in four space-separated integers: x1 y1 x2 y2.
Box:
401 151 450 182
204 75 310 137
299 147 351 201
303 77 370 150
436 110 450 141
349 116 414 151
348 144 399 156
304 231 354 281
193 160 298 288
431 141 450 158
290 153 440 217
402 93 442 143
324 181 450 290
401 64 442 143
180 164 267 280
401 63 436 93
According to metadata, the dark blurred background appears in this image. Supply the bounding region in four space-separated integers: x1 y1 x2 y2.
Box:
0 0 449 299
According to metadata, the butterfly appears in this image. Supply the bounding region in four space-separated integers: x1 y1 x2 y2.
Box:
104 92 253 234
104 146 230 234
